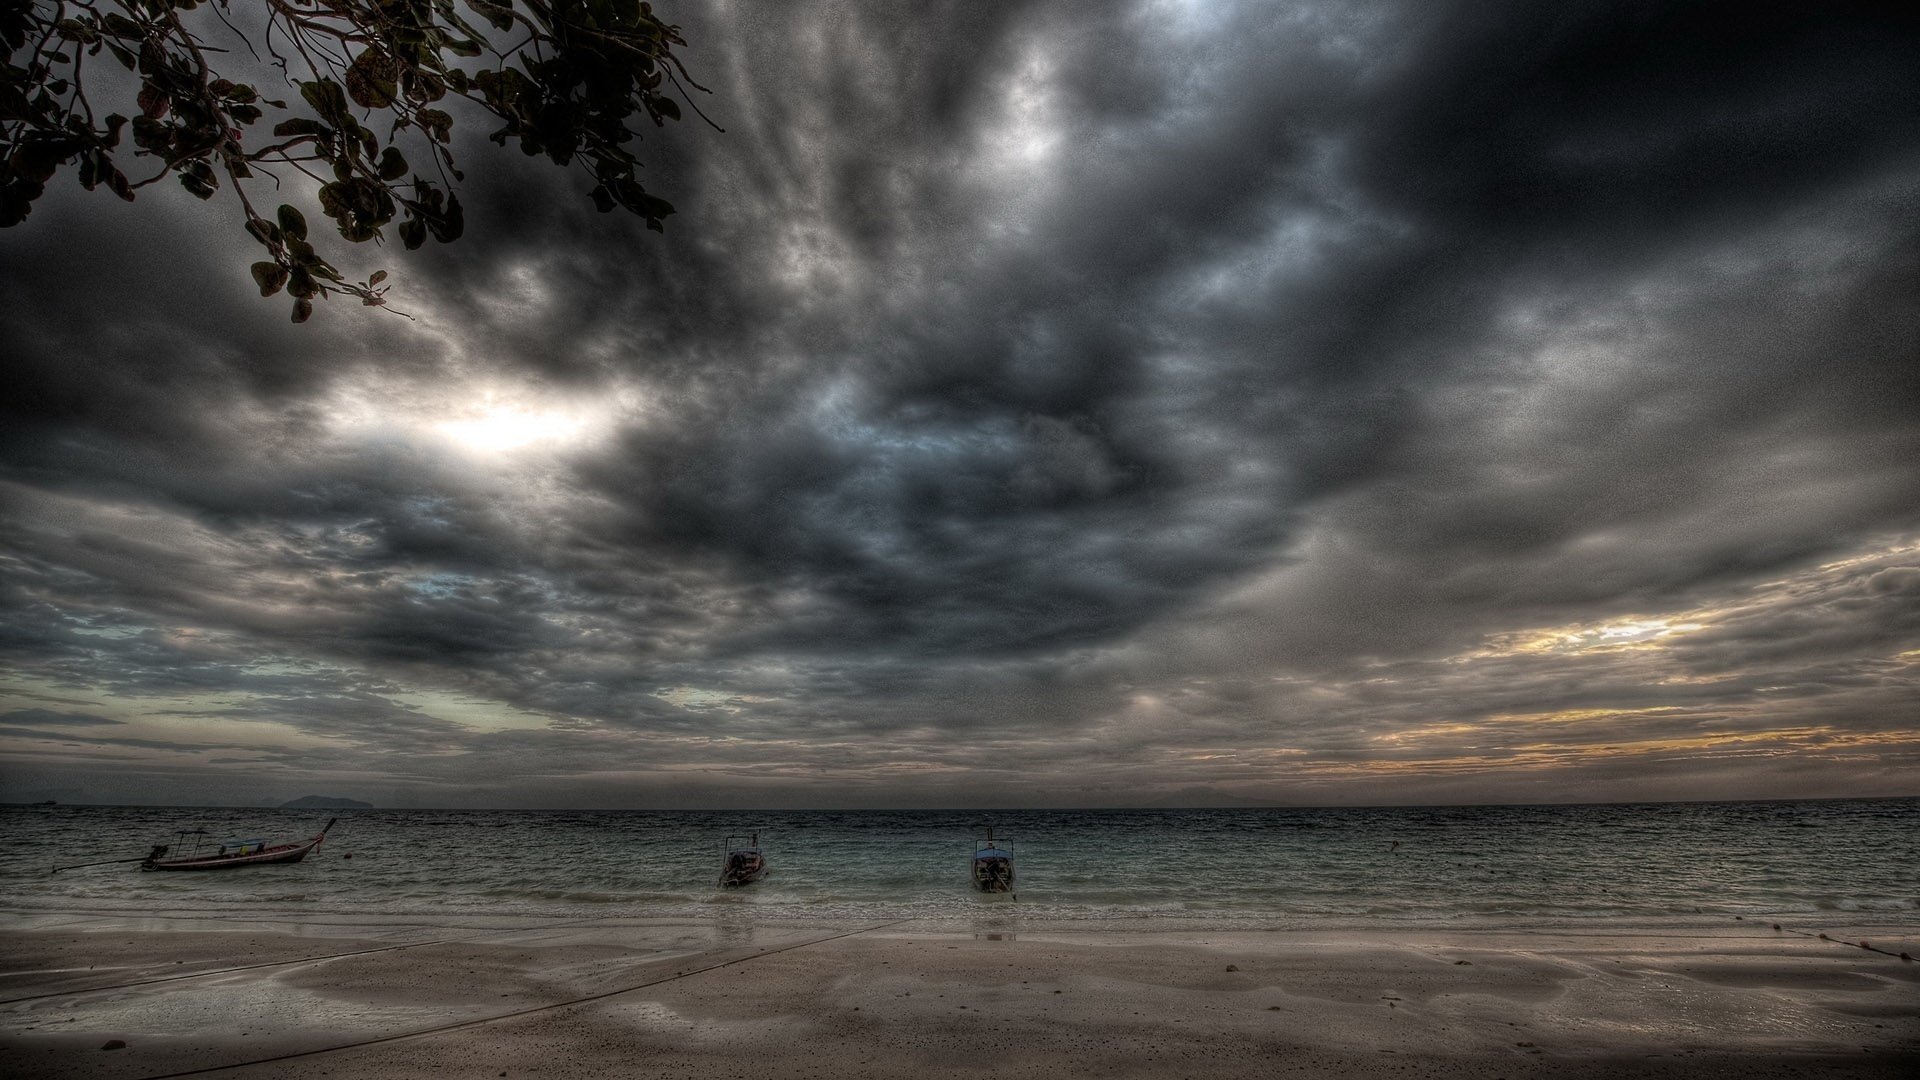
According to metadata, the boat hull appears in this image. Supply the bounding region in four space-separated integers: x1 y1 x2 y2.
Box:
973 857 1015 892
720 852 766 887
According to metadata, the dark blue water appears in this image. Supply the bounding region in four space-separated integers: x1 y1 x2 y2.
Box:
2 800 1914 925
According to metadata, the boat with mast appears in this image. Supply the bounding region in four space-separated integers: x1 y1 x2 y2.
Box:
972 827 1015 893
719 833 766 887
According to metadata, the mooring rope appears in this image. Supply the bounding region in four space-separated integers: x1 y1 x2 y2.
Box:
0 915 624 1006
1733 914 1914 961
127 918 912 1080
0 936 460 1007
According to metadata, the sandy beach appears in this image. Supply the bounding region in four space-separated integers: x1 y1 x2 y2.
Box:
1 913 1914 1079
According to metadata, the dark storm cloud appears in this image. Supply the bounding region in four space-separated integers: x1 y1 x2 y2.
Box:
0 709 123 728
0 727 235 754
2 1 1917 805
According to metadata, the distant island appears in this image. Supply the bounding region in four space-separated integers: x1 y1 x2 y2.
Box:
279 795 373 809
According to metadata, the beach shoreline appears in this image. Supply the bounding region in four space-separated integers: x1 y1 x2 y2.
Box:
3 912 1914 1079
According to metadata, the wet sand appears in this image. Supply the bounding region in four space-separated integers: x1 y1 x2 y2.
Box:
2 913 1915 1079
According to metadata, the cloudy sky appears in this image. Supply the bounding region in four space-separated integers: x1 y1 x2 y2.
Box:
2 1 1916 809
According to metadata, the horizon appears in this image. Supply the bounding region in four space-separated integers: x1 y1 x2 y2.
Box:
4 2 1918 810
10 793 1916 814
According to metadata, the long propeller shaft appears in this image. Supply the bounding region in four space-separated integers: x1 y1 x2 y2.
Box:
49 856 148 875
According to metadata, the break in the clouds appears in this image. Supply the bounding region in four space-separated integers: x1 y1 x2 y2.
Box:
2 1 1917 807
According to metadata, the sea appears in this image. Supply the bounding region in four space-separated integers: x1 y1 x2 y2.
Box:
2 799 1914 928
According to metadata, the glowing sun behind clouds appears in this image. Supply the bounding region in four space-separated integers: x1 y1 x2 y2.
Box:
436 401 593 454
323 381 624 458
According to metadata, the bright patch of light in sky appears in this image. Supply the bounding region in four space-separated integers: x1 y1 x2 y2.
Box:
1496 617 1708 656
655 686 745 713
1001 60 1059 165
393 688 552 732
972 41 1062 237
323 382 617 456
436 402 591 453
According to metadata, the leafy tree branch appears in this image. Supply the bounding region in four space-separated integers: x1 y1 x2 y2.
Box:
2 0 711 321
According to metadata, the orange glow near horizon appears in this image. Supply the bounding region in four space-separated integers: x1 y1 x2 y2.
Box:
1487 616 1709 657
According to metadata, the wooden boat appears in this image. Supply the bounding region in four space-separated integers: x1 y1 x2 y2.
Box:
719 833 766 887
141 818 335 871
972 827 1015 893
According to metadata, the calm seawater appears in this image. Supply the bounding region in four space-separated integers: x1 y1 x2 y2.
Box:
1 800 1914 926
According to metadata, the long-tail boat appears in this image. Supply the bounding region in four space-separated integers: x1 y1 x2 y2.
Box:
719 833 766 887
142 818 335 871
972 827 1015 893
48 819 338 874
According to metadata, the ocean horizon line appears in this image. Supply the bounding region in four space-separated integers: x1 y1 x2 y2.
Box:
6 793 1915 813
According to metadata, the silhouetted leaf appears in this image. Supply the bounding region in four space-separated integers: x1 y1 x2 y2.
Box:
271 117 329 139
429 192 464 242
345 50 399 109
179 161 217 199
298 79 350 124
135 85 169 119
418 108 453 143
467 0 516 33
251 261 289 296
100 13 141 40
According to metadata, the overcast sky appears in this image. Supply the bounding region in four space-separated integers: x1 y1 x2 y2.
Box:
2 1 1916 808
